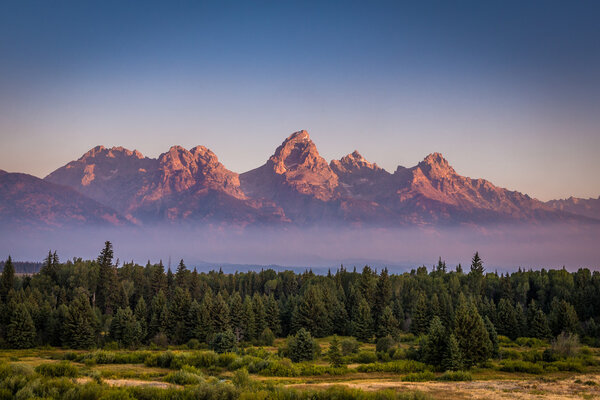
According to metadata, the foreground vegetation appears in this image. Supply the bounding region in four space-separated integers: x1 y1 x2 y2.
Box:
1 241 600 398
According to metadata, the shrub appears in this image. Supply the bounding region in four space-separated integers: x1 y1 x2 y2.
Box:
515 337 546 348
437 370 473 381
401 371 436 381
341 337 360 355
550 360 585 372
35 361 79 377
259 328 275 346
150 333 169 348
552 332 580 358
521 350 543 363
376 335 396 354
187 339 201 350
285 329 318 362
164 368 204 385
498 360 544 374
357 360 428 373
259 359 299 377
211 330 237 354
353 350 377 364
499 349 521 360
231 368 252 388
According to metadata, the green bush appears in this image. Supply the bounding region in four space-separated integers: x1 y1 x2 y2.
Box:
550 359 585 372
437 370 473 381
515 337 546 348
353 350 377 364
500 349 521 360
357 360 428 373
401 371 436 381
164 367 204 385
498 360 544 374
341 337 360 355
35 361 79 377
521 350 544 363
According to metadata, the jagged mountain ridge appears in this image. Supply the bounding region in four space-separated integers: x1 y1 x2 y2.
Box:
546 196 600 220
37 130 598 226
0 170 128 228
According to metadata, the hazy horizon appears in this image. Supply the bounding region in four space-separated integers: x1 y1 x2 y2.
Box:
2 224 599 273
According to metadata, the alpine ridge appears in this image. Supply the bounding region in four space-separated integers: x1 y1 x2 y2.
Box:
3 130 596 228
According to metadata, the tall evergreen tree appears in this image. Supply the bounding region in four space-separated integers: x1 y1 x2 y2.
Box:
353 297 374 342
453 295 492 368
65 291 97 349
422 316 447 369
411 292 429 335
7 303 36 348
0 256 15 301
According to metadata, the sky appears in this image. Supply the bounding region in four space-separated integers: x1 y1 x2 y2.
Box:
1 0 599 201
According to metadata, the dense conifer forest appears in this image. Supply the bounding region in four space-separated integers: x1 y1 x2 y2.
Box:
1 241 598 358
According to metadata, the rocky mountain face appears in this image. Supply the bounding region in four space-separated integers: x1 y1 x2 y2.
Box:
5 129 595 228
46 145 285 225
546 196 600 220
0 170 127 228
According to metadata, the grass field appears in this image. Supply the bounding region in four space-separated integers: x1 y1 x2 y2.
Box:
1 335 599 399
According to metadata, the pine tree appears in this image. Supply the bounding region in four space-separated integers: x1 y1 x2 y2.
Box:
96 241 118 314
110 307 141 348
373 268 392 328
212 292 231 334
149 290 168 338
496 298 518 339
377 306 399 338
0 256 15 301
353 297 374 342
65 292 97 349
228 292 244 339
288 328 317 362
7 303 36 348
453 295 492 368
442 334 463 371
411 292 429 335
469 252 484 296
241 295 256 341
327 335 343 367
134 297 148 341
484 316 499 357
252 294 266 338
529 308 551 339
175 259 189 289
265 295 281 336
169 287 191 344
292 285 331 337
422 316 447 369
211 329 237 353
549 298 579 336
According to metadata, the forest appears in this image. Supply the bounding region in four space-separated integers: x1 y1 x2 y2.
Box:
0 241 600 399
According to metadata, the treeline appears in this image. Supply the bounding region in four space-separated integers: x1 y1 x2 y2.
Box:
1 243 599 356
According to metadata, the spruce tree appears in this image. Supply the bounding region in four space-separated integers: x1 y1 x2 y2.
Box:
377 306 399 338
453 295 492 368
549 298 579 336
241 295 256 341
484 316 499 357
292 285 331 337
212 292 231 334
327 335 343 367
252 294 266 338
134 297 148 341
228 292 244 339
0 256 15 301
496 298 518 339
265 295 281 336
288 328 317 362
353 297 374 342
411 292 429 335
529 308 551 339
373 268 392 328
442 334 463 371
65 292 97 349
7 303 36 349
422 316 447 369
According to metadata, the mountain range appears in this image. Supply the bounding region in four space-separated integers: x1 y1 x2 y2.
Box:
1 130 598 228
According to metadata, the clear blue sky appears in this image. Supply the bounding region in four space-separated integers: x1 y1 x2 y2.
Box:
1 0 599 201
